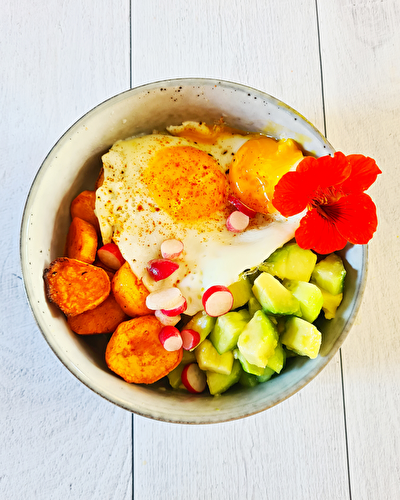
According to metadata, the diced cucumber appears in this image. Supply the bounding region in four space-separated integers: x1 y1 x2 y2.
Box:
184 310 216 348
266 341 286 374
206 359 242 395
209 311 248 354
256 366 275 383
237 310 279 368
281 316 322 359
248 296 262 317
167 350 197 390
311 253 346 295
236 308 251 322
195 339 234 375
239 371 259 388
283 279 323 323
228 278 253 309
233 348 265 376
319 288 343 320
259 242 317 282
252 272 302 316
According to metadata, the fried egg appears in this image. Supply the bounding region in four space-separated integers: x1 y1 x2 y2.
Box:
95 122 304 315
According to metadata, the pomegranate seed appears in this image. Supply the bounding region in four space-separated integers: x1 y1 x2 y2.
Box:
147 258 179 281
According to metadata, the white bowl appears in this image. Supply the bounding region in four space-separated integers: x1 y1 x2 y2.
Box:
20 78 367 424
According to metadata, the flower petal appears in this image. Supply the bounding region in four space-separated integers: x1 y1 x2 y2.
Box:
297 152 352 189
295 209 348 254
326 193 378 244
272 171 314 217
340 155 382 194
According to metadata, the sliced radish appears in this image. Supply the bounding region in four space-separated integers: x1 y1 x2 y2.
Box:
181 329 201 350
161 296 187 317
226 211 249 233
228 195 257 218
161 239 184 259
158 326 183 351
202 285 233 317
155 309 181 326
181 363 207 393
97 243 125 270
146 287 183 310
147 258 179 281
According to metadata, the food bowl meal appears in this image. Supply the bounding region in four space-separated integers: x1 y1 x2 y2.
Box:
20 78 368 424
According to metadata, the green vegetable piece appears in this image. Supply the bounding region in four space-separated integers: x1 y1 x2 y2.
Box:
209 311 248 354
259 242 317 282
256 366 275 383
167 350 197 390
184 310 216 348
233 348 264 376
266 341 286 373
283 279 323 323
311 253 346 295
195 339 234 375
248 296 262 317
320 288 343 319
237 310 279 368
228 278 253 309
239 371 259 388
281 316 322 359
206 359 242 395
252 272 302 316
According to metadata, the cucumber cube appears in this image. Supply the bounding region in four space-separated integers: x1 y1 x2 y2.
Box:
184 310 216 347
311 253 346 295
209 311 249 354
239 371 259 388
206 360 242 395
259 242 317 282
195 339 234 375
233 348 265 376
266 341 286 373
248 296 262 317
237 310 278 368
320 288 343 319
256 366 275 383
281 316 322 359
252 272 302 316
228 278 253 309
283 279 323 323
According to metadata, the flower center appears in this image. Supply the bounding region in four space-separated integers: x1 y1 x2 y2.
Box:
310 186 344 220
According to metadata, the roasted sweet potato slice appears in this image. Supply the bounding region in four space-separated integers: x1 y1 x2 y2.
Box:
67 291 128 335
105 315 182 384
95 168 104 189
112 261 151 317
66 217 98 264
70 190 100 232
43 258 110 316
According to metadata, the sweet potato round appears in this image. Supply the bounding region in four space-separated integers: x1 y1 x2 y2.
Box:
43 258 110 316
105 315 183 384
66 217 98 264
70 190 100 232
112 262 151 316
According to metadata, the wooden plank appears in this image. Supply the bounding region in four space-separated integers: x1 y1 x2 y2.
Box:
0 1 132 498
131 1 350 498
317 0 400 498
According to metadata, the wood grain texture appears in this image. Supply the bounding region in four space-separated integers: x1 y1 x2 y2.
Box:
318 1 400 498
132 1 350 499
1 1 132 499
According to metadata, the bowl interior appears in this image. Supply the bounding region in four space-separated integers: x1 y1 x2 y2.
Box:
20 78 367 423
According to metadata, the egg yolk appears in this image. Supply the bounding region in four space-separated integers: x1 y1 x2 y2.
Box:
229 137 303 214
141 145 228 222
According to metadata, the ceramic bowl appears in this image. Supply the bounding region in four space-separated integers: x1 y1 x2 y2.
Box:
20 78 367 424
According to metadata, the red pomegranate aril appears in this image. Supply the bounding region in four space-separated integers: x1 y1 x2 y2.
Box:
97 243 125 270
158 326 183 351
181 363 207 393
226 211 249 233
155 310 181 326
161 296 187 317
147 258 179 281
202 285 233 317
161 239 184 259
181 329 201 350
228 195 257 218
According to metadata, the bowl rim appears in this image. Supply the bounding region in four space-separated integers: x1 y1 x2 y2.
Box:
20 77 368 423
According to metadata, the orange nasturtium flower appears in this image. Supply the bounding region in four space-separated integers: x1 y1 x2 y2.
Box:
272 152 381 254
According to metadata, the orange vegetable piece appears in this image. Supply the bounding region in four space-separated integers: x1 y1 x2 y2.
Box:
43 258 110 316
70 190 100 232
66 217 98 264
67 292 128 335
112 261 151 317
93 257 115 280
95 168 104 189
105 315 183 384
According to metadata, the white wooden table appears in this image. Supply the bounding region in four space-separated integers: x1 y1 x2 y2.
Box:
2 1 399 498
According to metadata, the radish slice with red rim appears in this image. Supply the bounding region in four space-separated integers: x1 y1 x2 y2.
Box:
228 195 257 218
161 296 187 317
146 287 183 310
202 285 233 317
158 326 183 351
226 211 249 233
155 310 181 326
97 243 125 270
161 239 184 259
181 363 207 393
181 329 201 350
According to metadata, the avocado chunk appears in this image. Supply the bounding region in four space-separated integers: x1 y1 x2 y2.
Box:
206 359 242 395
311 253 346 295
265 341 286 374
233 348 265 376
185 310 216 348
195 339 234 375
256 366 276 383
281 316 322 359
252 272 302 316
320 288 343 319
237 310 279 368
283 279 323 323
209 311 249 354
228 277 253 309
